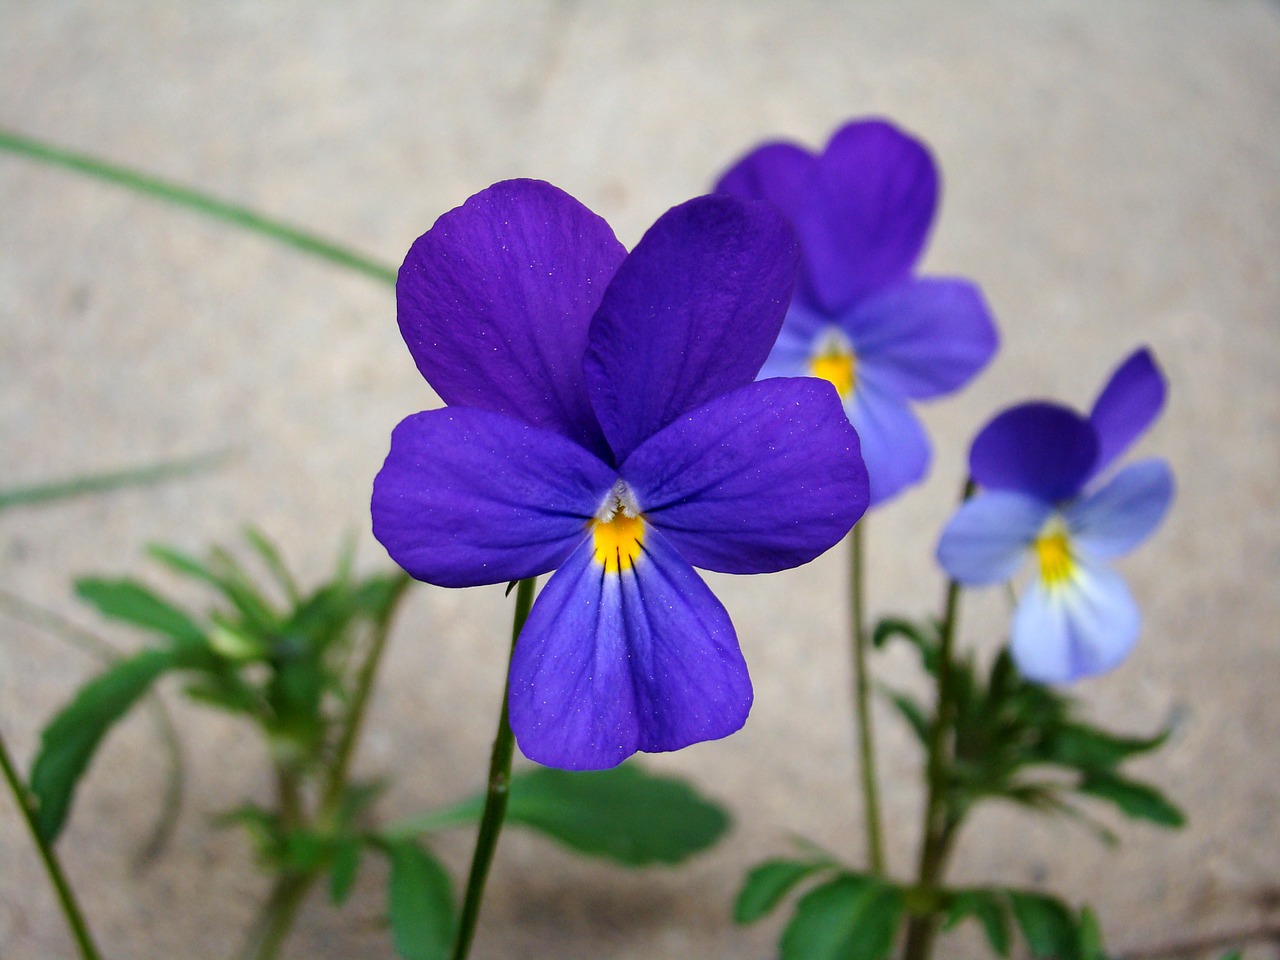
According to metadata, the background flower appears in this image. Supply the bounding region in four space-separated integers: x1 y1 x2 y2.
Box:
374 180 869 769
936 348 1175 683
715 118 999 506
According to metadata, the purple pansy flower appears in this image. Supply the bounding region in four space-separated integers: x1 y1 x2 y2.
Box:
373 179 869 769
715 118 999 506
936 349 1175 683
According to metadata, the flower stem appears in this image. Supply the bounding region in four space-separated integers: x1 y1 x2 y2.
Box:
848 523 885 874
901 478 976 960
0 726 104 960
450 577 536 960
0 128 397 286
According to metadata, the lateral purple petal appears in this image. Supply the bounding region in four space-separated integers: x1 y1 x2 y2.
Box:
1088 347 1167 479
936 491 1053 585
969 403 1098 501
508 530 752 770
1066 458 1174 560
622 378 867 574
845 278 998 400
847 374 932 507
371 408 616 588
585 194 800 462
802 119 939 313
397 179 624 456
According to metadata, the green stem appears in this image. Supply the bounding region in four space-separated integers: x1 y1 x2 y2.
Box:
901 478 976 960
450 577 536 960
849 522 885 874
239 872 318 960
0 128 396 286
0 727 104 960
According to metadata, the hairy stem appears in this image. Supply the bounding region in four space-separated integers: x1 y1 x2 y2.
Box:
450 577 536 960
849 522 885 874
0 727 103 960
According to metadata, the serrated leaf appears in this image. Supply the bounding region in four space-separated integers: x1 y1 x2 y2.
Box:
387 763 729 866
29 648 178 841
780 874 903 960
1078 773 1185 828
1006 890 1078 959
1045 723 1170 772
329 838 362 905
734 858 832 924
74 578 205 648
945 888 1010 956
384 839 454 960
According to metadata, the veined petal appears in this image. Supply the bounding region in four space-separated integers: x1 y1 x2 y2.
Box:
397 179 623 457
1010 559 1140 684
1089 347 1168 478
622 378 867 574
846 372 931 507
969 402 1098 501
371 408 616 588
936 491 1052 585
845 277 998 400
1066 458 1174 559
585 194 800 463
803 119 938 313
508 530 752 770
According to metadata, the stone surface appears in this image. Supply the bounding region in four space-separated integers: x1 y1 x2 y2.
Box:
1 1 1278 957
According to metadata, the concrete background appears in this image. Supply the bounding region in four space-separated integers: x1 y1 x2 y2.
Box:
1 2 1277 957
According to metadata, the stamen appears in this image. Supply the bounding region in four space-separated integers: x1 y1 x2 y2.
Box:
592 480 644 573
809 327 857 398
1033 525 1075 588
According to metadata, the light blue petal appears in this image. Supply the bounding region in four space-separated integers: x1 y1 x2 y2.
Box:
1010 559 1140 683
1065 458 1174 559
847 370 931 506
935 491 1052 585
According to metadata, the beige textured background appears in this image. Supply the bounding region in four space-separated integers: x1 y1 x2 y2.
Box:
2 2 1278 958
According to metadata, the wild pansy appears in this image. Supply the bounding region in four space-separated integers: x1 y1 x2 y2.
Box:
936 348 1174 683
715 118 998 506
372 179 869 770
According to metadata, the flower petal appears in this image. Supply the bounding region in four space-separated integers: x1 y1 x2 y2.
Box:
936 491 1053 585
585 194 800 463
371 407 616 588
803 119 939 313
622 378 867 574
1066 458 1174 559
758 302 830 380
846 372 932 506
508 530 752 770
1011 559 1140 683
969 403 1098 501
714 140 817 226
397 179 623 456
844 277 999 400
1089 347 1168 478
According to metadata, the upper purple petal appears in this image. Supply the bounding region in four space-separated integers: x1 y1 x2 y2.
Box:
969 402 1099 502
508 529 752 770
396 179 623 457
622 377 867 574
844 277 999 401
371 407 616 588
585 194 799 462
714 140 817 225
1088 347 1168 479
803 119 939 313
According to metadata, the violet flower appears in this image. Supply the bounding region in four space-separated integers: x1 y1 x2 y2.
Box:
936 349 1175 683
373 180 869 769
715 118 998 506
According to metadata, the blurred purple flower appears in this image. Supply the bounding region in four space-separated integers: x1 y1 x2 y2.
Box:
372 180 869 769
716 118 999 506
936 349 1175 683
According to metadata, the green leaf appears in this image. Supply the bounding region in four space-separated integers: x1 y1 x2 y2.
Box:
1006 890 1078 959
243 527 300 604
146 544 276 633
387 762 729 866
0 451 225 512
1217 952 1243 960
384 839 454 960
1045 722 1171 772
329 838 363 905
870 617 939 673
780 874 903 960
734 858 833 924
882 688 930 745
1078 773 1185 828
30 648 178 841
74 577 206 648
1076 906 1105 960
944 888 1010 957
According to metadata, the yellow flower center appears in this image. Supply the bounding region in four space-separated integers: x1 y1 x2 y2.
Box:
809 328 857 398
1033 527 1075 588
592 512 645 574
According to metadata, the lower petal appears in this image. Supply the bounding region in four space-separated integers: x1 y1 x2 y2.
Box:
847 375 930 506
1010 561 1140 683
508 530 752 770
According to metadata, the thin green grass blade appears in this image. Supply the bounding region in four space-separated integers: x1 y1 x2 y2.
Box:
0 451 229 512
